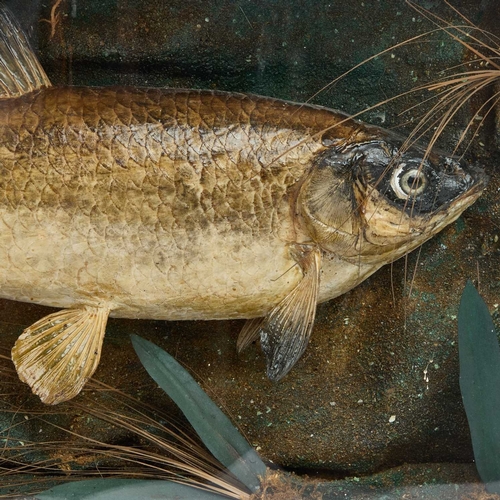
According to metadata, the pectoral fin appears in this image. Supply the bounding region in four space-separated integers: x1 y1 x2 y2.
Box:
256 244 321 381
11 307 109 405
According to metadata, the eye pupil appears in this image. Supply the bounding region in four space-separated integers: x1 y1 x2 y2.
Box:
407 174 422 189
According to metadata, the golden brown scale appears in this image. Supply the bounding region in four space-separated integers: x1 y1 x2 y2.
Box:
0 87 334 316
0 8 486 404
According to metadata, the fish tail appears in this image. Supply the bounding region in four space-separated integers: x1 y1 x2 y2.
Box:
0 7 51 98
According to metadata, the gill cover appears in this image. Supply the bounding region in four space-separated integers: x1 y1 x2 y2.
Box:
297 148 360 256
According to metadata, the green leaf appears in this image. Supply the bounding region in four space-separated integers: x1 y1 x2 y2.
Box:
131 334 267 493
36 479 227 499
458 280 500 493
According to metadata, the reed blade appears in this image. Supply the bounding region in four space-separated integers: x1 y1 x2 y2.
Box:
458 281 500 493
36 478 228 499
130 334 267 493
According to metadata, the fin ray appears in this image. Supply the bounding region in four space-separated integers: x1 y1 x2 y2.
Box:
259 244 321 381
12 307 109 405
237 317 264 353
0 8 51 98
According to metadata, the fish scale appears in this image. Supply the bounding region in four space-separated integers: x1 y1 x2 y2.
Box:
0 86 311 316
0 8 486 404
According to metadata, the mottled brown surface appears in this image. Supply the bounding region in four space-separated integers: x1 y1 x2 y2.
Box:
0 87 314 315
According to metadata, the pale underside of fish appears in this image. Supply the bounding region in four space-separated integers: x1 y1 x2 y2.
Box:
0 8 487 404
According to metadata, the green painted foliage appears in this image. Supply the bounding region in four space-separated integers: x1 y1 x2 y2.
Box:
131 334 267 492
36 334 266 498
458 280 500 493
36 479 227 499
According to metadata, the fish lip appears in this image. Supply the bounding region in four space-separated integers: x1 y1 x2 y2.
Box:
412 162 487 236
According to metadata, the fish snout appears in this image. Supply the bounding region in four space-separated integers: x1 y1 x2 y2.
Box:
418 153 484 211
440 157 489 197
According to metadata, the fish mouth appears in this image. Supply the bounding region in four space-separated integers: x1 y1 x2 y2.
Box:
408 154 489 219
423 160 488 234
463 162 489 191
440 160 488 210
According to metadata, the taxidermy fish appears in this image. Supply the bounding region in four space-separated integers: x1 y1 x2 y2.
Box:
0 9 486 404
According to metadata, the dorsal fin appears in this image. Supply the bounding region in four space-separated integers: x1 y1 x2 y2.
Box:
0 7 51 98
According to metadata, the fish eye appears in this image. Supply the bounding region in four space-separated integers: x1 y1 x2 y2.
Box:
390 165 428 200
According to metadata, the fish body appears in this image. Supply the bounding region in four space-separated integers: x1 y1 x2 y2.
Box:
0 9 487 404
0 86 358 319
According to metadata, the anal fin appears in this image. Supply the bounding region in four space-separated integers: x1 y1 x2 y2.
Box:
12 307 109 405
258 244 321 381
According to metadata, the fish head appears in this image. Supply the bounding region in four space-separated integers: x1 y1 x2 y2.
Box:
297 133 488 264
